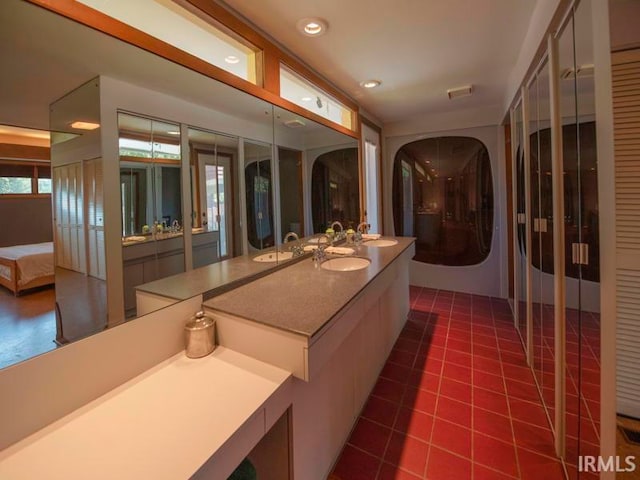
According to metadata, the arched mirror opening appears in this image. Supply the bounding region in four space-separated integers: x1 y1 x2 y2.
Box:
278 147 304 240
392 137 493 266
188 128 240 267
118 112 185 319
311 147 360 233
244 142 274 250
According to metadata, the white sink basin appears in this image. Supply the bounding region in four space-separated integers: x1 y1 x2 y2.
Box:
253 251 294 263
321 257 370 272
365 239 398 247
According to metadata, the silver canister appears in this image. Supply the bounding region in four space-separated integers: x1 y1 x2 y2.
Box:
184 311 216 358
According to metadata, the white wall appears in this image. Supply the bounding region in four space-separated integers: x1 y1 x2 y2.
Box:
385 125 508 298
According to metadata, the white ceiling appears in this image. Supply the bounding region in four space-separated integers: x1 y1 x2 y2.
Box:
221 0 538 125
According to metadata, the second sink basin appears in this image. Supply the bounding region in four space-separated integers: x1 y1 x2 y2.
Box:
253 251 294 263
321 257 371 272
365 239 398 247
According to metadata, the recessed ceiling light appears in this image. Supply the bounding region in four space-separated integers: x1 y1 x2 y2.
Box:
70 121 100 130
297 18 328 37
301 96 312 102
360 80 381 89
167 131 180 135
225 55 240 64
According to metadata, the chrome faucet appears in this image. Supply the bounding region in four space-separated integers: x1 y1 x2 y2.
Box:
356 222 370 234
330 221 345 241
284 231 303 257
313 234 331 266
283 231 299 243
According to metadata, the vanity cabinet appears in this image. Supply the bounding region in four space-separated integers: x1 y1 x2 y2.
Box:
192 230 220 269
122 236 185 316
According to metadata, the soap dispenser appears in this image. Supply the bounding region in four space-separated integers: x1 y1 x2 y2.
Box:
185 311 216 358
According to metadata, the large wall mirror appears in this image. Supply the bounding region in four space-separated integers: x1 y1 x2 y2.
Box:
188 128 240 265
118 112 185 319
310 147 360 233
0 0 359 371
245 141 275 251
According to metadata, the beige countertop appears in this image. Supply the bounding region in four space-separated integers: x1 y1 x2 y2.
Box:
135 252 291 301
203 237 415 339
0 347 292 480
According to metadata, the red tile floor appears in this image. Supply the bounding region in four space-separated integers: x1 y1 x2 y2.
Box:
330 287 566 480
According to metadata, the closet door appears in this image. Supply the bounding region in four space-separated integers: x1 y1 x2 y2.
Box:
558 1 600 475
84 158 105 280
513 101 528 346
529 59 556 427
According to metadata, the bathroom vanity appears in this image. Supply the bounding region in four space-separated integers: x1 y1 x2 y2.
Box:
0 236 414 480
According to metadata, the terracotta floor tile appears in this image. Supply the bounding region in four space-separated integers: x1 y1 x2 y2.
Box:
473 432 519 477
473 388 510 416
331 444 381 480
332 290 595 480
441 363 472 383
347 418 392 457
431 417 472 457
361 396 399 428
426 446 472 480
508 397 549 428
372 377 406 405
394 407 433 442
435 396 472 427
388 348 417 368
511 419 556 459
473 407 513 442
403 387 438 415
444 349 472 369
446 338 472 354
406 370 439 393
518 448 565 480
504 377 540 402
473 370 506 393
384 432 429 476
377 462 422 480
380 362 413 385
473 463 518 480
473 356 503 375
439 377 472 404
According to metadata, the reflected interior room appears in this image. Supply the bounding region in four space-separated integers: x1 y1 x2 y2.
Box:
0 0 636 479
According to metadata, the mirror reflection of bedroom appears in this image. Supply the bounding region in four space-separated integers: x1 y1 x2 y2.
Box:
0 123 107 369
0 124 56 368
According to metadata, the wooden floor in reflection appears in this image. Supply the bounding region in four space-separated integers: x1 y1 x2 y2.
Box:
0 284 56 369
55 267 107 342
0 268 108 369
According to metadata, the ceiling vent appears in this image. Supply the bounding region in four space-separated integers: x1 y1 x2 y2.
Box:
284 119 306 128
447 85 473 99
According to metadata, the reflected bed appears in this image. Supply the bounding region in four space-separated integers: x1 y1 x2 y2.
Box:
0 242 54 296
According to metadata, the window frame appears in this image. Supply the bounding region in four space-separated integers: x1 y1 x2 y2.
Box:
0 160 52 198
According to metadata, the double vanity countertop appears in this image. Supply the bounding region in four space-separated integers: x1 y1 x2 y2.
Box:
135 252 280 301
203 237 415 339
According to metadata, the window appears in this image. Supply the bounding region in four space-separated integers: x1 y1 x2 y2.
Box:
392 137 493 266
0 162 51 195
77 0 261 84
280 65 354 130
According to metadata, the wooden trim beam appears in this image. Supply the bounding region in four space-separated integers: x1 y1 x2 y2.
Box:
0 144 50 161
26 0 359 138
